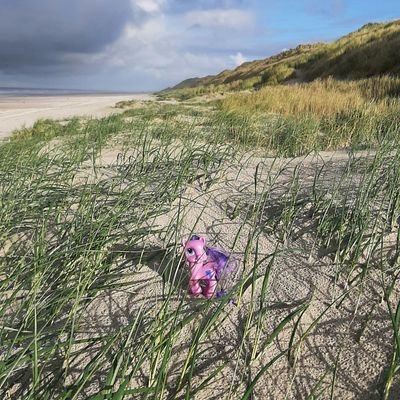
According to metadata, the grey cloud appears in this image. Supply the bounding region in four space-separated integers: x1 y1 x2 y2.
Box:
0 0 135 73
0 0 259 90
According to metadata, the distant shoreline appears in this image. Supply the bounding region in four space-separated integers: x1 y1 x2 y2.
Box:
0 87 154 97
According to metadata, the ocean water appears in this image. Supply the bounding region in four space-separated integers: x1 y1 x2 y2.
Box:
0 87 139 97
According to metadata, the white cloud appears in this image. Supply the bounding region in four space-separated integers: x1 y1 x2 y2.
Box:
69 4 256 89
110 19 228 82
184 8 254 30
230 51 247 66
3 1 259 90
132 0 165 13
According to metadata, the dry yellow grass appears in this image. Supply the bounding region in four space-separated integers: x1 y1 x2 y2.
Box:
220 77 400 119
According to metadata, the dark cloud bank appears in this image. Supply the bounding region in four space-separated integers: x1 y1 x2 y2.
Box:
0 0 134 73
0 0 253 89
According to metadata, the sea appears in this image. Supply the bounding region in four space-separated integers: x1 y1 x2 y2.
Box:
0 87 145 97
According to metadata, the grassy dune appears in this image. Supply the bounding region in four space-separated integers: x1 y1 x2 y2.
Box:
161 19 400 98
217 76 400 155
1 91 400 399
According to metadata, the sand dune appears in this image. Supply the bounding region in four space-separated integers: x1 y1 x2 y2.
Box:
0 93 153 140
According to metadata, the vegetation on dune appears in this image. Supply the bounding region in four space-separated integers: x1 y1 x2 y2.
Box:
1 92 400 398
303 20 400 80
1 114 237 399
216 76 400 155
111 86 400 157
160 18 400 100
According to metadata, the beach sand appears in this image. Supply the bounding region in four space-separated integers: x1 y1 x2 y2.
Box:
0 93 153 140
75 146 400 399
2 99 399 398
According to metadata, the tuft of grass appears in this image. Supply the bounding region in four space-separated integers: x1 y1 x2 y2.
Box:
216 77 400 155
1 95 400 399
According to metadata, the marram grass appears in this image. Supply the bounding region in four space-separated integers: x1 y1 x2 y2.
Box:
1 99 400 399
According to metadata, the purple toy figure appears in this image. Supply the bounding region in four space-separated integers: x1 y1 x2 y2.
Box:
182 235 235 299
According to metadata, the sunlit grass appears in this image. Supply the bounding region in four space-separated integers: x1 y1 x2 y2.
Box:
159 19 400 97
216 77 400 155
1 99 400 398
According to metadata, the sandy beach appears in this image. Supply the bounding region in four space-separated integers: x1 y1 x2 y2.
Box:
2 95 400 398
0 93 153 140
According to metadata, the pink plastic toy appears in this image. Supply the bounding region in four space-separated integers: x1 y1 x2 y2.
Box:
182 235 235 299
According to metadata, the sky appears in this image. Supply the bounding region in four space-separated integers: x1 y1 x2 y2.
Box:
0 0 399 92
